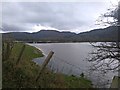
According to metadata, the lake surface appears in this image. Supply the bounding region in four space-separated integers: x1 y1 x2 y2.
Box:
28 43 117 88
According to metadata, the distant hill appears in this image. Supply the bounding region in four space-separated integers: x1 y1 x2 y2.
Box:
71 26 119 42
2 26 119 42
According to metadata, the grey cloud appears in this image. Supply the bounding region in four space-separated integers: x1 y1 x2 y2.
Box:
2 23 25 31
2 2 108 32
2 23 33 32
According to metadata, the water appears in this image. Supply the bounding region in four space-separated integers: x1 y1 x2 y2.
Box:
28 43 118 88
29 43 93 74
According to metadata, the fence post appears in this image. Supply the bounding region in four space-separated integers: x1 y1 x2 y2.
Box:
36 51 54 82
16 44 26 65
5 42 10 60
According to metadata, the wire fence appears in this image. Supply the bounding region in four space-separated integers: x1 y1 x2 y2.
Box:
46 55 82 76
35 49 88 76
30 44 90 76
30 44 114 88
53 55 82 71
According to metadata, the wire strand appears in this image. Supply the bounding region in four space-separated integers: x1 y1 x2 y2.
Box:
53 55 82 71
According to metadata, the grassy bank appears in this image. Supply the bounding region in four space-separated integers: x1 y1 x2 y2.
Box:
3 42 93 88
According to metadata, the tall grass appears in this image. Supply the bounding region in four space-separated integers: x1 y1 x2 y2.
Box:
2 42 93 88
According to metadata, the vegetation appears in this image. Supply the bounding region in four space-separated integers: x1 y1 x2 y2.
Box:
3 42 93 88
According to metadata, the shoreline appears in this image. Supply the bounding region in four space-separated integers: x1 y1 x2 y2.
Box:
26 43 47 56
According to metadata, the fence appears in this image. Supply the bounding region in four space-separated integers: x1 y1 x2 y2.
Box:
34 49 86 77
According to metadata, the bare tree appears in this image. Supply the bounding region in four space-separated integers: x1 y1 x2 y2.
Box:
96 2 119 26
89 42 120 72
87 2 120 88
88 1 120 72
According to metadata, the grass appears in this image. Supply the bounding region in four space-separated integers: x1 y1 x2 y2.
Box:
64 75 92 88
3 42 44 88
2 42 93 88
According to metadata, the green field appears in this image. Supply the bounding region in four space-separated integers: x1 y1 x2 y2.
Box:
2 42 93 88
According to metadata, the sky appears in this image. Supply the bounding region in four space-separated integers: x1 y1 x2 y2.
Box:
1 0 119 33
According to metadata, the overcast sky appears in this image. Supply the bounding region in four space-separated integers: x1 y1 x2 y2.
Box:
1 0 118 33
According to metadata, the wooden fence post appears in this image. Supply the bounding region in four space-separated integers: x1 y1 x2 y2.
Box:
36 51 54 82
16 44 26 65
5 42 10 60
